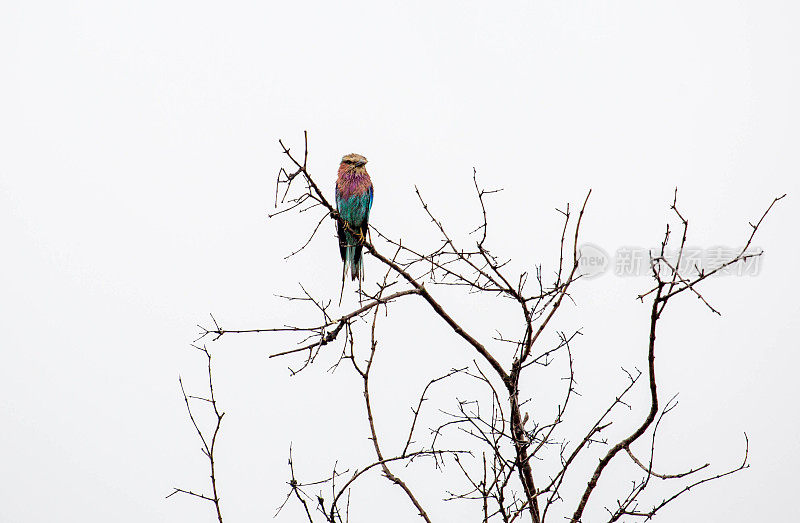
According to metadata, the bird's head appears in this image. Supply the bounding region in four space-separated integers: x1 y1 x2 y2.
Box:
339 153 368 174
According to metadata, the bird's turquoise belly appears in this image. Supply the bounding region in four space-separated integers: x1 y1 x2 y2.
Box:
338 194 370 225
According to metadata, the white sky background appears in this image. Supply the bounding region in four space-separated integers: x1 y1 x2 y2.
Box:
2 1 799 521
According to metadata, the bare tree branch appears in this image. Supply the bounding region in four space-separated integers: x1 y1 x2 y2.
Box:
175 132 782 523
168 345 224 523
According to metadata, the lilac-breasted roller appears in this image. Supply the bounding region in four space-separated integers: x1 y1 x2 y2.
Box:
335 153 373 283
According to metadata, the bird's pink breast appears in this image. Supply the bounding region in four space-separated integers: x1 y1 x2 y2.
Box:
336 171 372 199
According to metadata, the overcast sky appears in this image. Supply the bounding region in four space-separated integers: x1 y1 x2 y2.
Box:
2 1 799 522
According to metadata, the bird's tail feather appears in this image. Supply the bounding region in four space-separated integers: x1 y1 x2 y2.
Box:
338 261 346 306
344 232 364 282
351 244 363 281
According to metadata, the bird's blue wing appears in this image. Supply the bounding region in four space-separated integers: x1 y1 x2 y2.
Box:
365 185 374 221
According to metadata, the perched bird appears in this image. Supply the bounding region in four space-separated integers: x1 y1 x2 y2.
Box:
335 153 373 286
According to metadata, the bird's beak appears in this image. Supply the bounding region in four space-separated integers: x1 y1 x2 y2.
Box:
356 160 367 167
